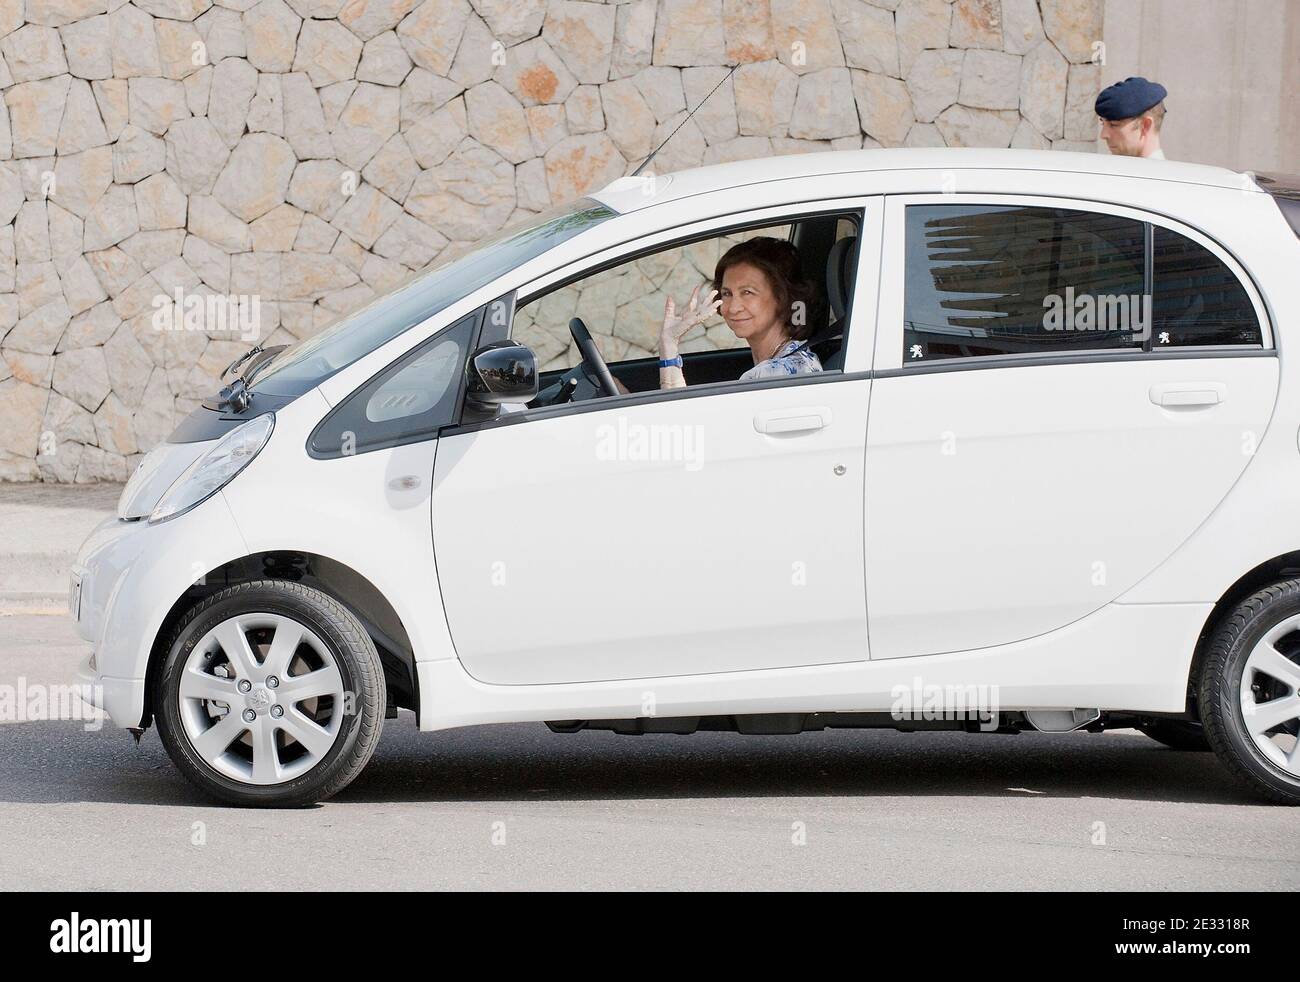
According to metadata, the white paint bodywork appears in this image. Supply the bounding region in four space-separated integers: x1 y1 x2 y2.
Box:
866 355 1279 658
433 377 873 684
69 149 1300 734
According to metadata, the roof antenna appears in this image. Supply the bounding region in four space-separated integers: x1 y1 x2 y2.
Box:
631 64 737 177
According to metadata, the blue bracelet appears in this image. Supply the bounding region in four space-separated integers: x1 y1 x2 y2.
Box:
659 356 683 369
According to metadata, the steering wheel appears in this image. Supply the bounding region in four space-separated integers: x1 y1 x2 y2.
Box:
568 317 620 398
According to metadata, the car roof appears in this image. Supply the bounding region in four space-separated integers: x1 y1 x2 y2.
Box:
589 147 1259 214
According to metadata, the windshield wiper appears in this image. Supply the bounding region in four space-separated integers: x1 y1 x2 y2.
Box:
217 343 288 413
223 343 265 382
243 345 289 387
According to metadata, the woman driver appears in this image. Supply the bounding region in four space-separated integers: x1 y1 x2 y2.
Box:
657 237 822 390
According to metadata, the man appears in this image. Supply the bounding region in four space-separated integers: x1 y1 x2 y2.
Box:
1095 76 1168 159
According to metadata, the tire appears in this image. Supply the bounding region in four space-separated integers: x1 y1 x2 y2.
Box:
1199 580 1300 805
154 579 384 807
1137 719 1211 752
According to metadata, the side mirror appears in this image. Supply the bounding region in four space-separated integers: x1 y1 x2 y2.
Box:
466 340 538 407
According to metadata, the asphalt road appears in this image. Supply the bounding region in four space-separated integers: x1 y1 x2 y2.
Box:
3 612 1299 891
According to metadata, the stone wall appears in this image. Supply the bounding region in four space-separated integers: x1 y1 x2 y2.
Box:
0 0 1105 482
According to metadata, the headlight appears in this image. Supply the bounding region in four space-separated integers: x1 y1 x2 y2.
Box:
118 444 168 517
149 414 275 523
117 439 212 519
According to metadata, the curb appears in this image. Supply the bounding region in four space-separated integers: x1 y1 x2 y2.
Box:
0 593 70 615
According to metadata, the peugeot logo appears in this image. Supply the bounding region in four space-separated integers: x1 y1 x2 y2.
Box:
245 688 273 713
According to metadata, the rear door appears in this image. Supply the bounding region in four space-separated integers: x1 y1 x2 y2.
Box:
865 194 1279 659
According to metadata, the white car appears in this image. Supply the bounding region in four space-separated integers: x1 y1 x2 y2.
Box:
71 149 1300 806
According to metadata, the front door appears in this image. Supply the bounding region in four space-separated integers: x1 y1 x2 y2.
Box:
432 376 872 685
430 200 883 685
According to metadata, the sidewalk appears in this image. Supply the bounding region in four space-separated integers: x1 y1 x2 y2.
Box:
0 483 121 613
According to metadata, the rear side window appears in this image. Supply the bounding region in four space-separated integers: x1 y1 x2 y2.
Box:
902 203 1263 364
903 205 1146 362
309 311 479 458
1152 227 1261 346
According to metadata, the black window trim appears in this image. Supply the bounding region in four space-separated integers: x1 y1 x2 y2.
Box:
890 193 1275 374
871 344 1275 379
439 366 873 437
1142 219 1154 353
436 343 1278 439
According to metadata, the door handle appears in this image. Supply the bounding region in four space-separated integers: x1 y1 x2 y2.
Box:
1149 382 1225 409
753 407 832 434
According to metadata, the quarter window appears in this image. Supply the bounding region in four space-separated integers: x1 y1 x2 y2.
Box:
1152 226 1261 346
308 311 478 458
903 204 1146 362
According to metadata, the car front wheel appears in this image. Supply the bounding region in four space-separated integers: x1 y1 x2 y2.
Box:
154 579 384 807
1200 580 1300 805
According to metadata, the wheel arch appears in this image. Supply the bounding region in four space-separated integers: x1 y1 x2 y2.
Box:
1186 550 1300 714
143 550 418 728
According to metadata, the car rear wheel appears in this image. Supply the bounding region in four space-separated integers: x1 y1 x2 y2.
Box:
154 580 384 807
1200 580 1300 805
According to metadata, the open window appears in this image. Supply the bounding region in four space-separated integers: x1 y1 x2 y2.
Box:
510 207 864 408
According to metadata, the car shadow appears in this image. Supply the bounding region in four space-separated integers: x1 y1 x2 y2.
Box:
337 719 1263 807
0 717 1268 808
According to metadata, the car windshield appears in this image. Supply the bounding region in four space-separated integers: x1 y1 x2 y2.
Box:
251 197 616 394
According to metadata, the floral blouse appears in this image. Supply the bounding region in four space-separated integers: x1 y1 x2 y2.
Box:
740 339 823 381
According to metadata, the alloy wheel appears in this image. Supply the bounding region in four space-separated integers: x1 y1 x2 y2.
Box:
178 613 347 785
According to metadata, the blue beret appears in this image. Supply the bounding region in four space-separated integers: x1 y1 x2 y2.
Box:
1095 77 1167 121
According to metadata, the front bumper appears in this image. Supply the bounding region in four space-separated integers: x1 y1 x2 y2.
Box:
74 652 145 726
70 494 250 729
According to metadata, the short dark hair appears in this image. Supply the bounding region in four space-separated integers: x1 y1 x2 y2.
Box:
1117 100 1166 131
712 236 819 342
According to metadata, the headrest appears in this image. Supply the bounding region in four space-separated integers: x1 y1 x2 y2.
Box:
825 235 858 322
